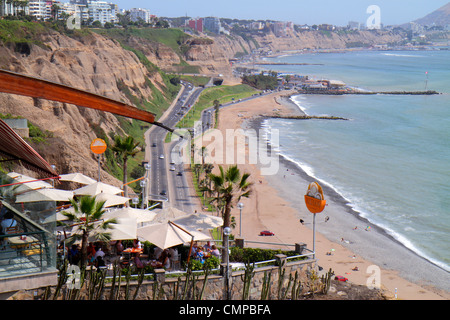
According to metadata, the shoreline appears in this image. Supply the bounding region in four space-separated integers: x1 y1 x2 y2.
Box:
251 114 450 275
214 91 450 300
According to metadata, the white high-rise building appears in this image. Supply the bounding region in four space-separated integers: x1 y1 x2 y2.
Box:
129 8 150 23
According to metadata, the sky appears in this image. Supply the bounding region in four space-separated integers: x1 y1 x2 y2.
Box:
103 0 449 26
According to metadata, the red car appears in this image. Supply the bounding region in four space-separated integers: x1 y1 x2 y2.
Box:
334 276 348 282
259 230 275 236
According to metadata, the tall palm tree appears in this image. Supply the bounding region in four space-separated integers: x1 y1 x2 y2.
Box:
62 195 117 266
208 165 252 264
112 135 140 198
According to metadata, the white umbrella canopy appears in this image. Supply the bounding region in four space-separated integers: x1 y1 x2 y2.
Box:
73 182 123 196
137 221 211 249
70 217 137 242
154 206 190 223
7 172 53 193
172 213 223 231
94 193 130 208
104 207 157 224
59 173 97 185
15 188 74 203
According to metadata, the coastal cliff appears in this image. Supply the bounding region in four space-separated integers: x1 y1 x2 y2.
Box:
0 25 177 186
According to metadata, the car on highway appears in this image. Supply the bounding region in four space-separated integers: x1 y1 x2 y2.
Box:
177 171 183 176
160 189 167 196
152 143 157 147
170 166 175 171
159 154 164 159
259 230 275 236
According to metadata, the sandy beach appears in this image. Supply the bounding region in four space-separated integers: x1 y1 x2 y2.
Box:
202 90 450 300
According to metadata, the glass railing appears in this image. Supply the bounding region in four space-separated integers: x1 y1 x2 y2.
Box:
0 189 57 279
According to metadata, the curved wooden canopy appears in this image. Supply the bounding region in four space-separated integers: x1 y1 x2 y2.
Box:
0 69 174 132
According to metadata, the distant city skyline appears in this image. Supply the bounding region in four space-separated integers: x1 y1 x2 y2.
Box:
88 0 449 26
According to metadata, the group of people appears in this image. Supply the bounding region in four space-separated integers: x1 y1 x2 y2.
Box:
191 241 220 263
133 247 174 270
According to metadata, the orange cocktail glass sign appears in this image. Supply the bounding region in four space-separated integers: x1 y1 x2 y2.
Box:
90 138 107 155
305 182 326 214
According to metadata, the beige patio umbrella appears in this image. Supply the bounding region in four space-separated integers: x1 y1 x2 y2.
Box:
104 207 157 224
73 181 122 196
172 213 223 231
7 172 53 193
59 173 97 185
154 206 190 223
94 192 130 208
15 188 74 203
70 217 137 242
137 221 211 250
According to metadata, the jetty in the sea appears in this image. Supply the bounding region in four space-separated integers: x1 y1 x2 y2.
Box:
298 89 440 95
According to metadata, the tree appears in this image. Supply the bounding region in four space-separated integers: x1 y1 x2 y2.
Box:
112 135 140 198
62 195 116 266
207 165 252 264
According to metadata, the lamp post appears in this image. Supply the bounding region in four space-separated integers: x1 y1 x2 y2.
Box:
143 163 151 208
237 202 244 237
140 179 147 209
223 226 232 300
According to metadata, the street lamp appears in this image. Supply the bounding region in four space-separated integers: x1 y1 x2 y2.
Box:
132 197 139 208
140 179 147 209
223 226 232 300
142 163 151 209
237 202 244 237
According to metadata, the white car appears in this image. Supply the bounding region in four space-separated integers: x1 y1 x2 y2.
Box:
170 166 175 171
159 154 164 159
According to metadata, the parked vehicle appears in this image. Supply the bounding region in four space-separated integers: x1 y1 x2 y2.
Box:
334 276 348 282
259 230 275 236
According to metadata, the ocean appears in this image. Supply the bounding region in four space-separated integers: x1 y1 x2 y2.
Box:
262 50 450 271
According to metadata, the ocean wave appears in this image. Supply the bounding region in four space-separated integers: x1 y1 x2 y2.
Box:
291 95 309 115
382 53 425 58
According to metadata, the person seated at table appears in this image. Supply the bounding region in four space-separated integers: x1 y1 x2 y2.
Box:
151 249 171 269
1 211 17 234
115 240 124 256
210 245 220 258
133 253 148 269
190 242 198 257
94 246 105 260
160 249 171 269
203 241 212 252
133 239 142 250
196 246 205 263
87 243 96 265
69 244 80 265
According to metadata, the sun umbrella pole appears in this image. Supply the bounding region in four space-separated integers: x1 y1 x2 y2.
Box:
187 236 194 265
169 221 195 265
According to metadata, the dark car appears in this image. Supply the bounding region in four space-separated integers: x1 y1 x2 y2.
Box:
259 230 275 236
176 171 183 176
160 190 167 196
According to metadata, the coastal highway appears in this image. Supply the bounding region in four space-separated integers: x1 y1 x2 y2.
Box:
145 82 204 213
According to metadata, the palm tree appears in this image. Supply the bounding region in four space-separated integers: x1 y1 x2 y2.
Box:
62 195 117 266
112 135 140 198
207 165 252 264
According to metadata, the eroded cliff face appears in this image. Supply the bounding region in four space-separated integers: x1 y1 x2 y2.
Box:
0 31 168 185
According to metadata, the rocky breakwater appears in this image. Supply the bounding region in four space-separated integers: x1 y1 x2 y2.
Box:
0 29 168 185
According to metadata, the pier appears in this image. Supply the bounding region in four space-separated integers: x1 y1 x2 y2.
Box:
297 89 440 95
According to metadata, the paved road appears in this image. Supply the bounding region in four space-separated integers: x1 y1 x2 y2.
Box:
144 82 204 213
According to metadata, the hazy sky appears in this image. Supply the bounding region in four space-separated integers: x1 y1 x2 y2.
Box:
103 0 449 26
